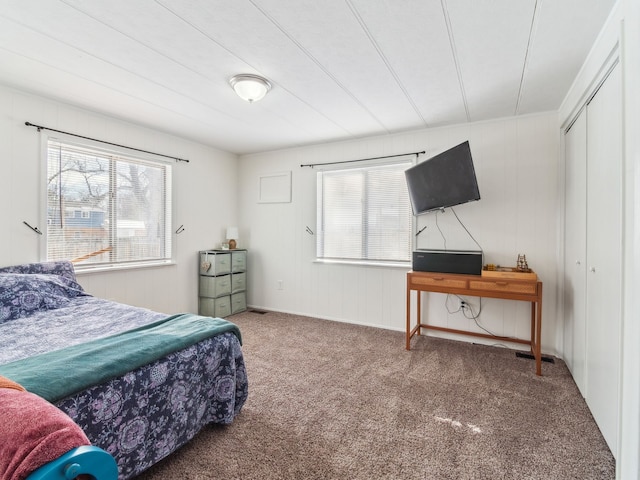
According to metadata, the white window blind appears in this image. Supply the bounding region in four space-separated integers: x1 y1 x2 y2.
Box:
46 140 172 268
316 162 412 262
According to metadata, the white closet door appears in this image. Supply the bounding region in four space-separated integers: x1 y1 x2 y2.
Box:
563 110 587 396
585 62 622 457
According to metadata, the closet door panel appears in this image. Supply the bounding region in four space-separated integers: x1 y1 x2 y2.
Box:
585 63 622 456
563 110 587 396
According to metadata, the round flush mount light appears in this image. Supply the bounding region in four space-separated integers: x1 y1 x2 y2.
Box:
229 74 272 103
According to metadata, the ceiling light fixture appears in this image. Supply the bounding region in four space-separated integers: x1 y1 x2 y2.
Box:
229 74 272 103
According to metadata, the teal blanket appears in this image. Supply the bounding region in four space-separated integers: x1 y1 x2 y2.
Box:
0 314 241 402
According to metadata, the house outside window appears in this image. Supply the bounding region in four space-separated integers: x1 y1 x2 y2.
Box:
316 162 412 263
46 139 173 269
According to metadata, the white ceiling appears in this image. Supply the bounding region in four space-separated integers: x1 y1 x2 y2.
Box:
0 0 617 155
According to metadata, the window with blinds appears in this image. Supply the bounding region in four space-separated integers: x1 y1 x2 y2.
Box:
46 140 172 268
316 162 412 263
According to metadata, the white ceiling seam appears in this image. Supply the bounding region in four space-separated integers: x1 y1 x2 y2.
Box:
440 0 470 122
514 0 540 116
345 0 428 128
246 0 431 133
153 0 270 87
246 0 390 133
59 0 217 86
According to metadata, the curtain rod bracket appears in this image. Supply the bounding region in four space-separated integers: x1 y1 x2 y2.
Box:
23 221 43 235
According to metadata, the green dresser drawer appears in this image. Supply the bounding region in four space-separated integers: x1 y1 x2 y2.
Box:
231 292 247 314
199 274 231 298
214 295 232 317
200 295 231 318
231 250 247 272
199 252 231 276
231 272 246 293
199 297 214 317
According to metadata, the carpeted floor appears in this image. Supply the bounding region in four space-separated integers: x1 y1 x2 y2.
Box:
135 310 615 479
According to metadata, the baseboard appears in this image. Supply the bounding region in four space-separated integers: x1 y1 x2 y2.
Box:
245 304 405 333
245 304 553 358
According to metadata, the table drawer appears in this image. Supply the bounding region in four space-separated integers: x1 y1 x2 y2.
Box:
469 279 537 295
410 275 468 290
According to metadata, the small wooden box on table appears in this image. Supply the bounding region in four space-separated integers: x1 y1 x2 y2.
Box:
406 270 543 375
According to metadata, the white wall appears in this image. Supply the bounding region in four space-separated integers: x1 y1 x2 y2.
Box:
0 84 238 314
238 112 561 356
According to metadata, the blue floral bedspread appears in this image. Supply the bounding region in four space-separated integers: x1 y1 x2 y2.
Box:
0 261 248 479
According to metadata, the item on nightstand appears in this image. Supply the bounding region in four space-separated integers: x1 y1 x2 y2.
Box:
516 253 530 272
482 265 537 281
482 254 535 279
226 227 239 250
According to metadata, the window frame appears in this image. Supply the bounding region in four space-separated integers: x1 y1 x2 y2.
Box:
40 133 176 273
315 160 414 267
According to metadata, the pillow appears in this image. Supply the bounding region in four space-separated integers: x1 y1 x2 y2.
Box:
0 261 78 283
0 273 87 323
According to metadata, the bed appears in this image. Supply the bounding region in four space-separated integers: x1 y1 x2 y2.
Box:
0 261 248 479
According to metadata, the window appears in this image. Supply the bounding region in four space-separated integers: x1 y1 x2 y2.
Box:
46 139 173 269
316 162 412 263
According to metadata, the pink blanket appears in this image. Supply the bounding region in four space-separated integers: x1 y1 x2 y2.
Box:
0 387 90 480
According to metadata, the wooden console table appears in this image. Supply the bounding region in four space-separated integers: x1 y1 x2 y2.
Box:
406 271 543 375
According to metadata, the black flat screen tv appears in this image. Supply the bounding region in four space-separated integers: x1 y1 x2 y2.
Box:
404 141 480 215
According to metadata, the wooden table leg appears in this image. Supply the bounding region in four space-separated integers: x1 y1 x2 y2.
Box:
417 291 421 337
530 301 536 356
530 301 539 376
535 283 543 376
406 287 411 350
